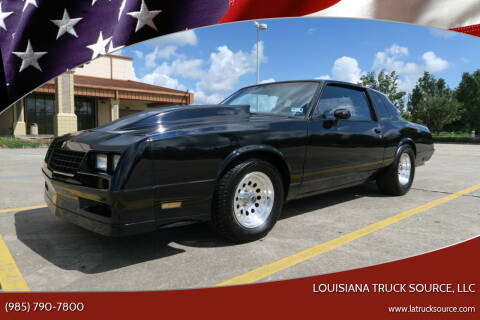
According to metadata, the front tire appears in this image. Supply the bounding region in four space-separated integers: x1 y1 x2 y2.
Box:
212 159 284 243
376 145 415 196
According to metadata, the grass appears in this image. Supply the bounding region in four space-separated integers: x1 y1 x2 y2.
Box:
432 131 479 144
0 136 50 148
433 131 473 138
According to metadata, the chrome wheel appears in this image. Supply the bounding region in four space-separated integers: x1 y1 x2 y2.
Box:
233 171 274 229
398 152 412 186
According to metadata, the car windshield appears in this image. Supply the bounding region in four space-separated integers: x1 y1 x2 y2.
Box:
222 82 320 117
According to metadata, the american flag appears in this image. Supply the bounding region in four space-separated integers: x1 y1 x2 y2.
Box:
0 0 229 112
1 0 479 114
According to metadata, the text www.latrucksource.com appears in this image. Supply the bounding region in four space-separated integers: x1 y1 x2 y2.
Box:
388 305 475 313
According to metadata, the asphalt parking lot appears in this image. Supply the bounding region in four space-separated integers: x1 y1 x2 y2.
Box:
0 143 479 291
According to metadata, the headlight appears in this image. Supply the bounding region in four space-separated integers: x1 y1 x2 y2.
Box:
95 153 108 171
113 154 121 170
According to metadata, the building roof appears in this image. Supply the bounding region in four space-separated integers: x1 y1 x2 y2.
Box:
34 74 193 105
73 75 187 95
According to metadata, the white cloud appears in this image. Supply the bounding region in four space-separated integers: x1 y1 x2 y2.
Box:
429 28 457 39
140 68 186 91
148 30 198 47
194 91 226 105
331 56 362 83
144 49 157 69
134 50 143 59
316 44 449 93
260 78 276 84
170 58 204 79
315 74 331 80
139 41 266 105
140 30 199 69
372 44 449 92
461 57 470 63
387 44 409 56
156 45 178 59
422 51 449 73
373 44 409 71
144 45 178 68
194 42 265 103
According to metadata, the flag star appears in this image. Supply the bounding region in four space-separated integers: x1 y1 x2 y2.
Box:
51 9 83 39
22 0 38 12
127 0 161 32
87 31 111 60
12 40 47 72
0 3 13 31
107 40 124 54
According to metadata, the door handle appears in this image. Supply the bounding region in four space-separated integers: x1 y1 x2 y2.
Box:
374 128 382 134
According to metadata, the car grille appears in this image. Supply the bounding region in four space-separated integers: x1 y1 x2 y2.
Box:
46 141 86 175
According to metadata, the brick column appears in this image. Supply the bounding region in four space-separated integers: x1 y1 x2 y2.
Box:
13 100 26 136
54 71 77 136
110 99 120 121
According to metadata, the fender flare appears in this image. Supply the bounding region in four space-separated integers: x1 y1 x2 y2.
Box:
216 145 291 181
397 137 416 156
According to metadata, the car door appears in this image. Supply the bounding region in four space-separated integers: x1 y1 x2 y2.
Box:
301 84 385 196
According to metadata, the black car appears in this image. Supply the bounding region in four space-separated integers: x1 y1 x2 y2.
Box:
43 80 434 242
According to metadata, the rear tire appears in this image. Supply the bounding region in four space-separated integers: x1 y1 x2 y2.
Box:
212 159 284 243
376 145 415 196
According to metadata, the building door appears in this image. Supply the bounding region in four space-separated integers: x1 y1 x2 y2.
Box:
25 95 55 134
75 97 96 130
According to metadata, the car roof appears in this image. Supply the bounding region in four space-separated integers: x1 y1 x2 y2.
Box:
236 80 391 100
239 79 370 90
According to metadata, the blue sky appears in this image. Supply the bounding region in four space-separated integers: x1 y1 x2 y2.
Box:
120 18 480 104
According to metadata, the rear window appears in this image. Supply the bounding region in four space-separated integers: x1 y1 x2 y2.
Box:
380 95 402 119
370 91 392 121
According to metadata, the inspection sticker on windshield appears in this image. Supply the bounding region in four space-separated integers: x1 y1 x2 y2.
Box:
291 107 304 114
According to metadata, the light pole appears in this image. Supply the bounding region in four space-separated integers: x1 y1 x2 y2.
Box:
254 21 267 84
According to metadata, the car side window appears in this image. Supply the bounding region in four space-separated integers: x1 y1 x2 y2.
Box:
381 95 402 119
370 91 392 121
314 85 373 121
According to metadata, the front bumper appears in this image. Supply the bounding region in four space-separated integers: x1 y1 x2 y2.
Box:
43 169 156 236
415 147 435 166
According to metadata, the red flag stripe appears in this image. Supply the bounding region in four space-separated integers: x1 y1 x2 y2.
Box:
451 24 480 37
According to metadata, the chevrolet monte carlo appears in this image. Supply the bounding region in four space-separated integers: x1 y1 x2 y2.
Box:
43 80 434 242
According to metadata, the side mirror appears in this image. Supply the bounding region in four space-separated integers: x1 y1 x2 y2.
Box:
333 108 351 120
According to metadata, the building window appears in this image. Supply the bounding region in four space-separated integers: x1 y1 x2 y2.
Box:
75 97 97 131
25 94 55 134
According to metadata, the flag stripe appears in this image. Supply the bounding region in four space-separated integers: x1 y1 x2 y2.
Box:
450 24 480 37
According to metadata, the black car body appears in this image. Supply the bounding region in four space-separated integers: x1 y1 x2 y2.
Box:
43 80 434 241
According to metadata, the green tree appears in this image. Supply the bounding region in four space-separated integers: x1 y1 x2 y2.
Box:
407 72 462 135
359 70 406 110
455 70 480 133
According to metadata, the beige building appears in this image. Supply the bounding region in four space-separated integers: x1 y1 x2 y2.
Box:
0 54 194 136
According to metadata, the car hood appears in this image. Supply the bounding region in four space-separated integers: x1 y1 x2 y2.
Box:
56 104 258 152
98 104 251 133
